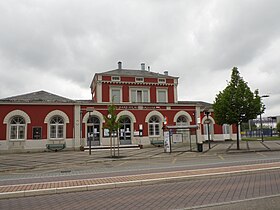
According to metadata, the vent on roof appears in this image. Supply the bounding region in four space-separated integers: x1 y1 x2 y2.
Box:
141 63 145 71
164 71 168 76
118 61 122 69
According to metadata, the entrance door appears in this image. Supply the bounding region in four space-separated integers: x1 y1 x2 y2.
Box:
119 117 131 145
87 116 100 146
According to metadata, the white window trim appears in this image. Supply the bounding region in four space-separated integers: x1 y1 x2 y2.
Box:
158 78 166 83
3 110 31 141
129 87 150 103
111 76 120 81
44 110 69 141
110 86 122 103
135 77 144 82
156 88 168 103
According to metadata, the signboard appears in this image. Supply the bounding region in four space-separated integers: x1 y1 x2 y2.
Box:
172 133 183 143
32 127 42 139
164 131 171 153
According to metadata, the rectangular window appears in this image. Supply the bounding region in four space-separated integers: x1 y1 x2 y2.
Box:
10 126 17 139
111 76 120 81
50 125 56 138
58 125 64 138
157 89 167 103
135 77 144 82
131 89 149 103
111 89 121 103
158 78 166 83
18 126 25 139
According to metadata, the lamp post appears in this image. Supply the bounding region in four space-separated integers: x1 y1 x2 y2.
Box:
260 95 269 142
204 110 211 149
80 107 95 155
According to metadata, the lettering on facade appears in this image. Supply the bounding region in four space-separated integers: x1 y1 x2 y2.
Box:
118 106 160 110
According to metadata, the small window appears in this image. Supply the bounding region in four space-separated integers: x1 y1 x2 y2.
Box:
135 77 144 82
111 88 121 103
112 76 120 81
158 78 166 83
157 89 167 103
131 89 149 103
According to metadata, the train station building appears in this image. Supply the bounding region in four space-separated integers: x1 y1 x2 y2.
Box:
0 62 237 153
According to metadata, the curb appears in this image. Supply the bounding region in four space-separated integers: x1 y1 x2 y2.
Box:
1 165 280 200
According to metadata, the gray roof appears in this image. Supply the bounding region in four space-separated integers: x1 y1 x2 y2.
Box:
178 101 213 108
99 69 178 79
0 90 75 103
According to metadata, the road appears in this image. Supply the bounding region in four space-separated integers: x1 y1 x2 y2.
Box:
1 169 280 209
1 143 280 209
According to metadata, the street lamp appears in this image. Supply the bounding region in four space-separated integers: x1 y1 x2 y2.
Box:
80 107 95 155
260 95 269 142
204 110 211 149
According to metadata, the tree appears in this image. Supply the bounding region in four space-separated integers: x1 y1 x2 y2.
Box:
277 122 280 137
213 67 264 149
103 102 122 157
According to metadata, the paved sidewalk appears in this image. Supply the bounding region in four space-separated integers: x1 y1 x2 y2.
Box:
1 140 280 173
1 161 280 200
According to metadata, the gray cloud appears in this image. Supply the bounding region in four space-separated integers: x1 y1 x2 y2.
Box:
0 0 280 116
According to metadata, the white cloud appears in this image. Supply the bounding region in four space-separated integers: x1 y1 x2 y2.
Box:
0 0 280 116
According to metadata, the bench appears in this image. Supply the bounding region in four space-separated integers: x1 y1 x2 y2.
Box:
150 140 164 147
46 143 66 152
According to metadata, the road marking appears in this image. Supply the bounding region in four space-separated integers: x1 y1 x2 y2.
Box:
218 155 224 160
115 161 128 167
257 152 267 157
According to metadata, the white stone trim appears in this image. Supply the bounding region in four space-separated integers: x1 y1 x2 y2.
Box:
82 110 105 123
116 111 136 123
3 110 31 124
145 111 164 123
44 110 69 140
173 111 193 123
44 110 70 124
201 115 216 124
3 110 31 141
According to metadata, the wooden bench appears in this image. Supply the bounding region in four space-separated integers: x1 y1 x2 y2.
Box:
46 143 66 152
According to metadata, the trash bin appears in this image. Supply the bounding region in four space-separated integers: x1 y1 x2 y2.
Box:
197 143 203 152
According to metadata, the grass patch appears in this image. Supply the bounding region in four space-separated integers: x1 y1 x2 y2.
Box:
242 136 280 141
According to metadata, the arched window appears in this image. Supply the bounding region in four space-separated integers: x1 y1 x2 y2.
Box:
50 116 64 139
176 115 189 139
10 116 26 140
149 116 160 136
119 117 131 144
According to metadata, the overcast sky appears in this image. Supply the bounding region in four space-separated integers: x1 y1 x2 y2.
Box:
0 0 279 117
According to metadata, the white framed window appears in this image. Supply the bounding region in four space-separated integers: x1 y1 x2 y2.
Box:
111 76 120 81
149 116 160 136
110 87 122 103
135 77 144 82
50 116 64 139
130 88 149 103
157 89 167 103
10 116 26 140
223 124 230 134
158 78 166 83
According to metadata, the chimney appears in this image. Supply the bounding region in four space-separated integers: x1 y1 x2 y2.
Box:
141 63 145 71
164 71 168 76
148 66 150 71
118 61 122 69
